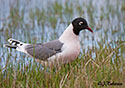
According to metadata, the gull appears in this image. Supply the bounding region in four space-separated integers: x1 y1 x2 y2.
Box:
4 17 93 66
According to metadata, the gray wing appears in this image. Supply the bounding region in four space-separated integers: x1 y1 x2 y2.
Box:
25 40 63 61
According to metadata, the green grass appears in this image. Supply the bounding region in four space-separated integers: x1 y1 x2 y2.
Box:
0 0 125 88
0 41 124 88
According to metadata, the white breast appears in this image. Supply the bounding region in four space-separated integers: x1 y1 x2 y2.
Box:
48 24 80 64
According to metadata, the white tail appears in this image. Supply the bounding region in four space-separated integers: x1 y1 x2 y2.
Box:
4 38 28 53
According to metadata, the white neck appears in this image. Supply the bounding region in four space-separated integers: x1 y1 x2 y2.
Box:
59 24 79 43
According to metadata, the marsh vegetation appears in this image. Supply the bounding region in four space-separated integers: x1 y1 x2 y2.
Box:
0 0 124 87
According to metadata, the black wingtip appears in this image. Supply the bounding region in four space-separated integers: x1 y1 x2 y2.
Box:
4 44 17 49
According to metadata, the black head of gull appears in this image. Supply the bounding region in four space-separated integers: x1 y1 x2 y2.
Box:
72 17 93 35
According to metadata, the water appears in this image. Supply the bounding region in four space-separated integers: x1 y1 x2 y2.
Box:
0 0 124 68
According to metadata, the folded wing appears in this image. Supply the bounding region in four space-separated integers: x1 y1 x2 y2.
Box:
25 40 63 60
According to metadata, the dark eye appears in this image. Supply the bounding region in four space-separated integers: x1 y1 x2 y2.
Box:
79 22 83 25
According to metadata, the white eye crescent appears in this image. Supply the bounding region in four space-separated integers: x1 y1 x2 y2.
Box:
79 22 83 25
